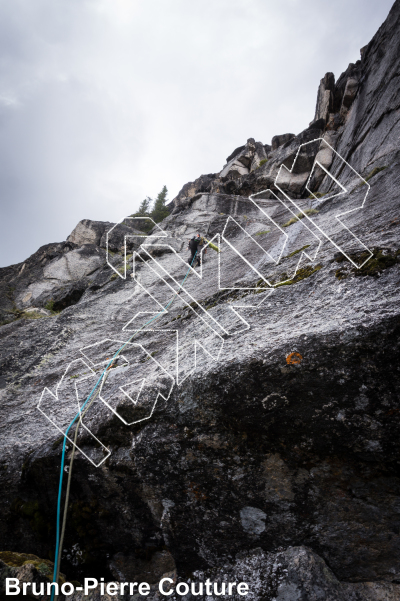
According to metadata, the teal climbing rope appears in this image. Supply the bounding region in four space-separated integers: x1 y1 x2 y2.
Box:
50 251 197 598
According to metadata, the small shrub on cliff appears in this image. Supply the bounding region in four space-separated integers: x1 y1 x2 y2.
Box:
45 300 55 311
253 158 268 171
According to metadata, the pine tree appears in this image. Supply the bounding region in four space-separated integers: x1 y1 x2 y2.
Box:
151 185 169 223
136 196 152 216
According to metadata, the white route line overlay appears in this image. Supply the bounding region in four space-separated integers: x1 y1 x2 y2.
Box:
275 137 373 268
37 141 374 464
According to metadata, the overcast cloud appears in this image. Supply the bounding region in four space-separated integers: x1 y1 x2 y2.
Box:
0 0 394 267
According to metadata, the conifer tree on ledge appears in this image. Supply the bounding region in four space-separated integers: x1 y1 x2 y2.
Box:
151 185 169 223
132 186 169 231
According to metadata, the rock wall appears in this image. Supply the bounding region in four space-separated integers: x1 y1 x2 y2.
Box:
1 2 400 600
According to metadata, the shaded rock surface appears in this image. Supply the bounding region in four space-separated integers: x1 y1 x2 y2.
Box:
187 547 400 601
2 547 399 601
0 220 144 325
0 551 66 600
1 3 400 601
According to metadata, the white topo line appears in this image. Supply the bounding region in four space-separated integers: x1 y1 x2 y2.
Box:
37 141 375 463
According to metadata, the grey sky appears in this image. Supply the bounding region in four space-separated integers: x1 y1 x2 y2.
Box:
0 0 394 267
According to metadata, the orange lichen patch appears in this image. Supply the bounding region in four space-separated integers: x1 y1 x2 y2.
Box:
286 352 303 365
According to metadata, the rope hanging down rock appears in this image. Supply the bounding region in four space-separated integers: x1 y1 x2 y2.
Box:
51 250 198 599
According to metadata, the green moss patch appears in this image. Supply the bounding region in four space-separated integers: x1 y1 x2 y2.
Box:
252 159 268 170
0 318 14 326
282 209 319 227
252 263 322 290
0 552 65 582
335 247 400 279
255 229 270 236
205 300 219 309
308 192 326 199
0 551 42 568
43 300 61 315
352 166 388 192
23 311 45 320
4 309 47 322
284 244 310 259
3 307 49 324
362 166 387 185
274 264 322 287
45 300 55 311
282 216 298 227
253 278 269 293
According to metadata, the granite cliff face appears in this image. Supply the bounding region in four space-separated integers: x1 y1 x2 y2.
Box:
1 2 400 600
